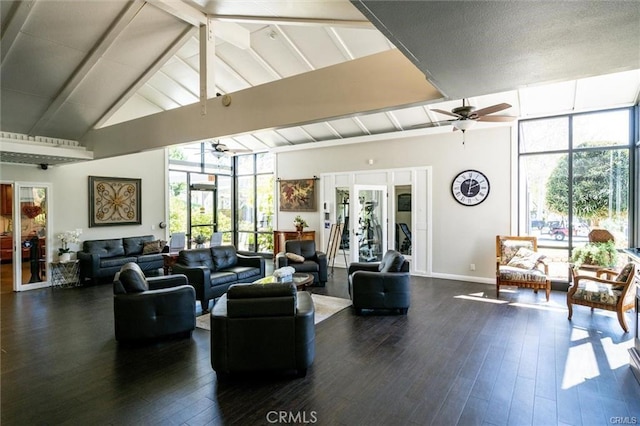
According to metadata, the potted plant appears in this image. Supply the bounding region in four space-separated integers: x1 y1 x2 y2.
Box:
194 234 207 248
571 240 618 268
293 215 308 232
57 230 80 262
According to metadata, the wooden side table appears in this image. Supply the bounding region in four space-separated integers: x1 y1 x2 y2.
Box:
162 252 180 275
50 260 80 288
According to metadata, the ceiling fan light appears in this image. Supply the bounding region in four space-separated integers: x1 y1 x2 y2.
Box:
452 120 476 131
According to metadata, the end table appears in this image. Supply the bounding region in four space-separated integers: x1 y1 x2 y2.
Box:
50 260 80 288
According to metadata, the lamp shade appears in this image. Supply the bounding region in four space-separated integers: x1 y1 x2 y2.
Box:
451 120 476 131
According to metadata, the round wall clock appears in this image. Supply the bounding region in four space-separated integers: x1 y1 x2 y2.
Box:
451 169 490 206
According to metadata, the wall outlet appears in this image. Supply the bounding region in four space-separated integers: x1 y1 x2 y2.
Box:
469 263 476 271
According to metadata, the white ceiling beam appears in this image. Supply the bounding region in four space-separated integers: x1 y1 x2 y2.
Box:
82 49 443 158
274 25 314 71
147 0 206 26
93 25 197 129
214 21 250 50
325 27 354 61
0 0 35 63
199 19 216 114
211 15 373 29
30 0 147 135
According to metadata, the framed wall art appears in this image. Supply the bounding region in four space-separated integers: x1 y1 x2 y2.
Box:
279 178 317 212
398 193 411 211
88 176 141 227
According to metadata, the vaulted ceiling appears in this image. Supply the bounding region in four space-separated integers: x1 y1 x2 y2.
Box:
1 0 638 166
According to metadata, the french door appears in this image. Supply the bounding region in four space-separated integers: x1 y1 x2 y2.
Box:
351 185 387 263
14 182 52 291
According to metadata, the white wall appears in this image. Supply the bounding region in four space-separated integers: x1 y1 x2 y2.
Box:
275 127 514 282
0 150 168 254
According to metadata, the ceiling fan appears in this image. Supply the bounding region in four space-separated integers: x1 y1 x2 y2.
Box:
207 141 252 155
431 99 517 132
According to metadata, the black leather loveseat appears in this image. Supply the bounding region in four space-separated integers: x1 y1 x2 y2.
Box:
78 235 165 285
171 245 265 312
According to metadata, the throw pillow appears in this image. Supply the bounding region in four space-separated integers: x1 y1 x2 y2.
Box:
118 263 148 293
142 239 164 255
507 247 545 270
286 252 305 263
613 263 635 290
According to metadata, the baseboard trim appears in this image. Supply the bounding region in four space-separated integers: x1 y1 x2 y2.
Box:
430 273 494 285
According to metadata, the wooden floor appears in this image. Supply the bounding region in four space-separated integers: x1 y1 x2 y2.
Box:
1 263 639 425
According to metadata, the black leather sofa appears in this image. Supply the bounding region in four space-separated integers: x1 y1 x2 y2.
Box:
211 282 315 377
171 245 265 312
113 262 195 342
78 235 165 285
348 249 411 315
275 240 328 286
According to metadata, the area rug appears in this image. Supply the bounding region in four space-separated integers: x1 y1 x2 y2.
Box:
195 293 352 330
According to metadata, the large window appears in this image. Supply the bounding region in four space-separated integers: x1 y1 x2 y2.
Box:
168 144 274 254
235 152 274 254
519 108 633 282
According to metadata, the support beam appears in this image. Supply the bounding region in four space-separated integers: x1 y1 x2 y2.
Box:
199 18 216 114
1 0 35 63
82 49 443 159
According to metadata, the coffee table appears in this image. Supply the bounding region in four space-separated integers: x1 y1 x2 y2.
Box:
253 272 313 291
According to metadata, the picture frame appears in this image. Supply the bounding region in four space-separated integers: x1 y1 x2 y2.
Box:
279 178 317 211
88 176 141 227
398 193 411 211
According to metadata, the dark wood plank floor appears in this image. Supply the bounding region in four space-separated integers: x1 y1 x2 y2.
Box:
2 264 639 425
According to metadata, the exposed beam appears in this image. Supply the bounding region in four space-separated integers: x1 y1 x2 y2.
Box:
211 14 373 29
147 0 206 27
0 0 35 63
82 49 443 159
199 19 216 114
93 25 197 129
30 0 147 135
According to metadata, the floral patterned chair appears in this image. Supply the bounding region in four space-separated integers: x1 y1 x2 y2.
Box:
567 262 637 332
496 235 550 301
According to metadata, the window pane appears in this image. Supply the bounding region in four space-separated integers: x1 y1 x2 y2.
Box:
204 152 232 175
257 175 274 232
216 176 232 233
256 152 273 174
519 117 568 153
169 171 188 234
237 176 254 231
572 149 629 249
168 144 202 172
573 110 630 148
521 153 569 243
236 155 254 175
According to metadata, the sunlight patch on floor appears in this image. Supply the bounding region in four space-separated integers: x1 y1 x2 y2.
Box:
562 342 599 389
601 336 634 370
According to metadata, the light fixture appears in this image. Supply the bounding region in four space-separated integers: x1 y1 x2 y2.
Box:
451 120 476 132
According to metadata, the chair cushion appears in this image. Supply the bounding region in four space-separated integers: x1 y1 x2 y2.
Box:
572 279 621 305
507 247 545 270
142 239 165 255
117 263 148 293
212 245 238 270
286 252 305 263
378 250 406 272
123 235 156 256
613 263 635 290
499 266 548 283
499 239 534 264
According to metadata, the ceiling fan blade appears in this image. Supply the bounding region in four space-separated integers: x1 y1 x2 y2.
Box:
473 103 512 117
477 115 517 122
432 108 462 119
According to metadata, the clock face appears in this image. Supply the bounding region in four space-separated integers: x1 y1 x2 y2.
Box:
451 170 490 206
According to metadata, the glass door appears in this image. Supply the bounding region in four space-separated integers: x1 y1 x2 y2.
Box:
352 185 387 263
15 183 51 291
189 174 217 249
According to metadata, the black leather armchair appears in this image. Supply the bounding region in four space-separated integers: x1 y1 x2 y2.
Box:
275 240 328 286
348 249 410 315
113 262 196 342
210 283 315 377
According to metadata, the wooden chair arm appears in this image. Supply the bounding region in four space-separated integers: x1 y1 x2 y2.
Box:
595 268 618 280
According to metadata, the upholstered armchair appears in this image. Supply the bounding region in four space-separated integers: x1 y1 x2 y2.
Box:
113 262 196 342
496 235 550 301
568 262 637 332
348 249 410 315
275 240 327 286
210 282 315 377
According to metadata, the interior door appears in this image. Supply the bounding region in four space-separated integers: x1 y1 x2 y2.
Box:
14 183 51 291
351 185 387 263
189 175 217 248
